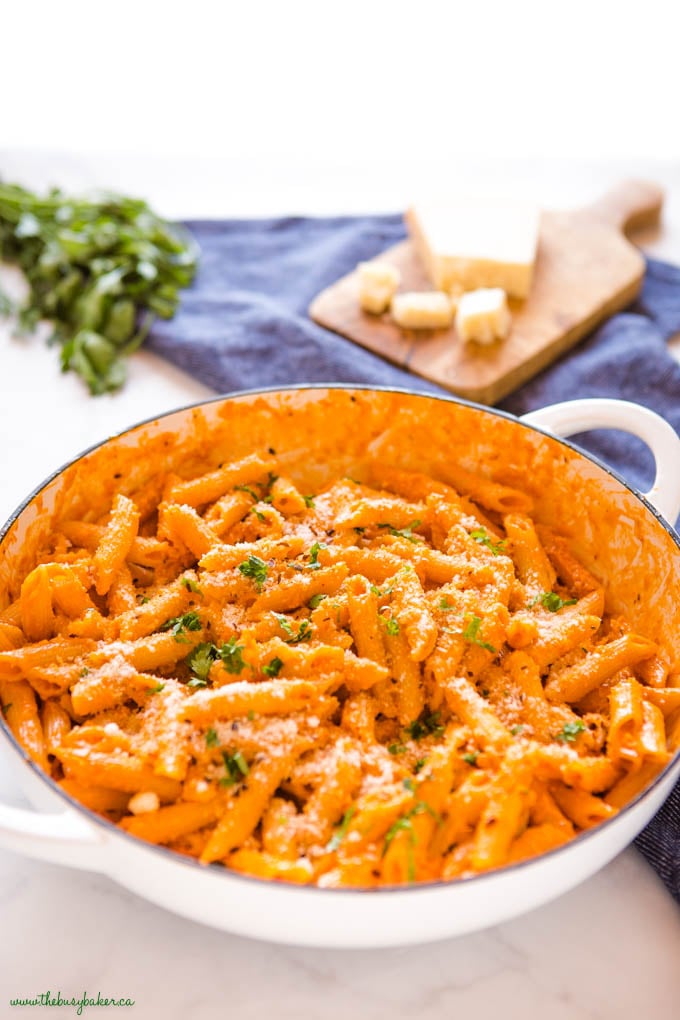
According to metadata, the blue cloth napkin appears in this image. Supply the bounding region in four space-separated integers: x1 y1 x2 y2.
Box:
148 214 680 901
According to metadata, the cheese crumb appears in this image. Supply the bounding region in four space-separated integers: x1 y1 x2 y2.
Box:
357 261 401 314
456 288 511 345
128 791 160 815
391 291 453 330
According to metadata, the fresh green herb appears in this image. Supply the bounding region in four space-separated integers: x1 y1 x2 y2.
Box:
414 758 427 773
139 595 150 605
151 682 165 694
326 807 356 852
354 526 366 535
510 725 525 736
303 495 316 508
1 703 12 714
383 802 441 881
308 593 327 610
186 641 217 686
238 554 268 591
160 610 201 643
219 637 249 675
378 519 422 543
273 613 313 644
262 656 284 678
220 749 250 787
387 742 407 755
403 777 416 793
439 596 455 611
470 528 506 556
205 727 220 748
462 614 496 653
266 471 279 489
247 710 255 721
404 712 444 741
234 484 260 500
555 720 586 744
370 583 393 597
531 591 578 613
306 541 327 570
0 181 198 394
181 577 203 596
79 667 90 677
251 508 266 523
463 752 479 766
384 616 400 636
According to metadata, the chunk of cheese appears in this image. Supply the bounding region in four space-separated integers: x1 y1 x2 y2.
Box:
405 200 539 299
455 288 511 345
357 261 401 314
391 291 453 330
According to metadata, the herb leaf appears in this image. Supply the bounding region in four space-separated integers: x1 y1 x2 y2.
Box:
326 807 356 852
531 591 578 613
383 616 400 636
238 554 268 591
160 610 201 643
186 642 217 685
404 712 444 741
205 727 220 748
181 577 203 595
219 637 249 674
273 613 313 644
462 614 496 653
308 593 327 610
220 749 250 787
262 656 284 678
555 719 586 743
378 519 422 543
306 541 327 570
470 528 506 556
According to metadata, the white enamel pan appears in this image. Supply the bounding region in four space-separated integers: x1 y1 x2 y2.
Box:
0 387 679 948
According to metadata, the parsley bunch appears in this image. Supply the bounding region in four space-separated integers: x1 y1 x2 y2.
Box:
0 182 198 394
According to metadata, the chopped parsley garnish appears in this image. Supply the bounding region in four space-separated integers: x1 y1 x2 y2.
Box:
414 758 427 773
463 751 479 767
370 583 393 597
555 719 586 743
205 727 220 748
262 656 284 678
219 637 249 674
403 777 416 793
220 749 250 787
326 806 356 852
160 610 202 642
303 494 316 508
2 703 12 714
234 484 260 500
181 577 203 595
79 667 90 677
470 527 506 556
404 711 444 741
306 541 327 570
139 595 150 605
531 591 578 613
238 554 268 591
273 613 313 644
378 518 422 543
510 725 525 736
250 508 267 522
462 614 496 653
383 802 441 881
185 642 217 687
151 682 165 693
439 596 455 611
387 742 406 755
383 616 400 636
308 593 327 610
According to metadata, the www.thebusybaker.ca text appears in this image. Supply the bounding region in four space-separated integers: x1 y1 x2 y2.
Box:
9 991 135 1015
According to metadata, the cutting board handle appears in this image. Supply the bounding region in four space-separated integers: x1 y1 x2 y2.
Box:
585 179 664 234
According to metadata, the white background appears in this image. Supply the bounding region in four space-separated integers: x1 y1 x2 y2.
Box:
1 3 679 1017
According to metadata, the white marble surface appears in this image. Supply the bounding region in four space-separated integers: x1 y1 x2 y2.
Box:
0 152 679 1017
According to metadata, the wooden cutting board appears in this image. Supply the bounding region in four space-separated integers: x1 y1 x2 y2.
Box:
309 180 663 405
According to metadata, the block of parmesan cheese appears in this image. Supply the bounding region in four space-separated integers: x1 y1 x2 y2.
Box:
405 199 540 299
357 261 401 314
456 288 511 345
391 291 452 330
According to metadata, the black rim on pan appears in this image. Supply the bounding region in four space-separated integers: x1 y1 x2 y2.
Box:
1 383 678 897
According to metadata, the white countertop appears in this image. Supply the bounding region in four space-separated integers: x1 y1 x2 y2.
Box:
0 152 679 1018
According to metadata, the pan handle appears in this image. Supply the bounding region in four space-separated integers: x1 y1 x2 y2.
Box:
521 398 680 524
0 796 107 871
